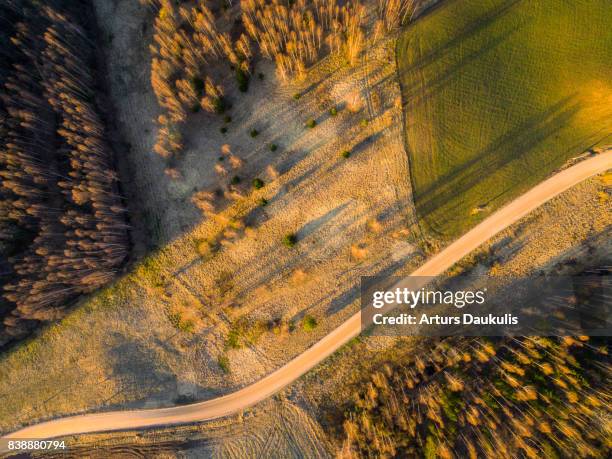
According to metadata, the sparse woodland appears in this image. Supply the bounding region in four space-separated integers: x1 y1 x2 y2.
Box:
335 334 611 458
147 0 415 163
149 0 236 160
0 0 129 347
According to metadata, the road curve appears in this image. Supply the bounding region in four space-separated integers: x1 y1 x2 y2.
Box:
2 152 610 444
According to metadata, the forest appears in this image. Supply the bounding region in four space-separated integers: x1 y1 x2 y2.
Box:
0 0 129 348
334 334 610 458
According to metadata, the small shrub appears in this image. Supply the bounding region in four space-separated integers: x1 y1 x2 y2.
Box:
258 72 265 80
302 315 317 331
250 129 259 137
224 115 232 123
212 96 225 114
179 319 196 333
218 156 225 161
220 126 228 134
191 104 200 113
360 118 369 127
195 239 214 257
306 118 316 128
191 76 204 94
236 67 249 92
218 355 230 374
167 311 182 329
167 310 195 333
329 107 338 116
293 93 301 100
269 143 278 152
230 175 241 185
225 317 267 350
252 178 264 189
283 233 297 248
270 319 282 335
424 435 437 459
165 167 181 179
225 329 240 349
246 320 267 344
341 150 351 158
258 197 269 206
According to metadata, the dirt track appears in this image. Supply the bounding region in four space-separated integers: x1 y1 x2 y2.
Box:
2 151 609 447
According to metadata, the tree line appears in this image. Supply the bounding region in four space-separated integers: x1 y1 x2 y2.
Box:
0 0 129 347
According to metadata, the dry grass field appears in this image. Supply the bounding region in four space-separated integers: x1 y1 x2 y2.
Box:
0 0 420 434
25 399 333 458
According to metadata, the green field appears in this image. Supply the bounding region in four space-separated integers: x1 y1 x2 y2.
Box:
397 0 612 239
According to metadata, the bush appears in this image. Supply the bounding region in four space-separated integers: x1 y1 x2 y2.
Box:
218 156 225 161
218 355 230 374
360 118 369 127
167 311 182 329
191 104 200 113
212 96 225 114
225 317 267 350
230 175 241 185
258 197 269 206
258 72 264 80
191 76 204 95
195 239 215 257
269 143 278 152
283 233 297 248
252 178 264 189
329 107 338 116
224 115 232 123
341 150 351 158
302 315 317 331
179 319 195 333
293 93 301 100
167 310 195 333
250 129 259 137
225 328 241 349
220 126 228 134
424 435 437 459
236 67 249 92
306 118 316 128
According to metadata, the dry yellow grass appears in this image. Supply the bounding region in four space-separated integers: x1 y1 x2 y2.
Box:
25 400 332 458
0 1 418 434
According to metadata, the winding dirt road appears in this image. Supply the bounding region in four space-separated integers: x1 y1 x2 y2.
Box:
2 151 610 446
